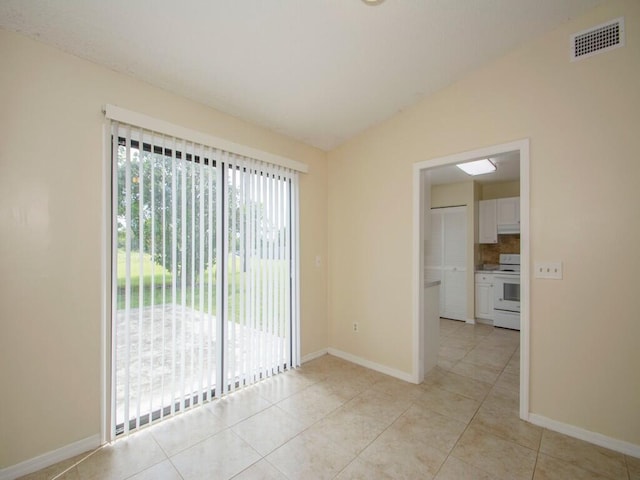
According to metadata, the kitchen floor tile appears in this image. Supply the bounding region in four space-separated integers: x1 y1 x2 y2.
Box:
482 329 520 348
304 405 389 456
454 323 494 341
19 466 80 480
494 370 520 393
434 456 494 480
231 405 306 456
470 406 542 450
437 356 460 371
481 384 519 416
17 451 92 480
230 459 288 480
450 361 502 384
439 345 471 364
539 429 628 479
440 319 466 336
250 372 313 404
433 371 492 401
627 455 640 480
533 453 613 480
205 386 273 426
369 374 425 401
334 458 396 480
421 365 449 387
463 345 514 369
75 431 167 480
312 375 372 402
343 389 413 427
275 382 345 426
358 421 448 479
266 429 355 480
451 425 537 480
415 385 481 423
440 334 478 349
170 429 261 480
151 407 227 456
386 404 467 454
126 459 182 480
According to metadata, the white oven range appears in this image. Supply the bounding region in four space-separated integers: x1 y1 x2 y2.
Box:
493 254 521 330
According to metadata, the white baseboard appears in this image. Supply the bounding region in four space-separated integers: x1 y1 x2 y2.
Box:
327 348 414 383
528 413 640 459
301 348 328 364
0 434 101 480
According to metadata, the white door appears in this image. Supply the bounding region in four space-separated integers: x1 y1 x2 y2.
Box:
425 206 467 321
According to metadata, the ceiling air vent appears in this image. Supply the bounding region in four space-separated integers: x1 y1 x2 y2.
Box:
571 17 624 61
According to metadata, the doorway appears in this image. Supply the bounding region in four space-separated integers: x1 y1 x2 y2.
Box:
412 139 530 420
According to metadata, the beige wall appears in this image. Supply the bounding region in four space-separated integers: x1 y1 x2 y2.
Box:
0 30 328 467
430 182 476 320
328 0 640 447
482 180 520 200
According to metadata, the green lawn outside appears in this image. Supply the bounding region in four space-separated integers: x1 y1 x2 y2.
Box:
116 250 172 290
115 251 288 328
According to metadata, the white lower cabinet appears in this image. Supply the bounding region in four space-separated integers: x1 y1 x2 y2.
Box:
475 273 494 321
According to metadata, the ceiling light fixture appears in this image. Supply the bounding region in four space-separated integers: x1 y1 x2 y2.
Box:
361 0 386 5
456 158 497 176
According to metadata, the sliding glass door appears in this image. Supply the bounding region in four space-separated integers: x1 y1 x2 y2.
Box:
111 123 298 437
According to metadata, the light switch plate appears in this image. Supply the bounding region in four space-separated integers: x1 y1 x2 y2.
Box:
534 261 563 279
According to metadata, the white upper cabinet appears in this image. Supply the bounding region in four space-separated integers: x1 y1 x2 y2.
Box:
497 197 520 228
478 199 497 244
479 197 520 243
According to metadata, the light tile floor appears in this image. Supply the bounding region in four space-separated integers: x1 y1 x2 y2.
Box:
20 319 638 480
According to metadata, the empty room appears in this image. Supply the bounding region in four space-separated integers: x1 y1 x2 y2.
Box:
1 0 639 479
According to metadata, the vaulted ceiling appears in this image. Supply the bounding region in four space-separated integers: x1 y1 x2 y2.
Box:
0 0 604 150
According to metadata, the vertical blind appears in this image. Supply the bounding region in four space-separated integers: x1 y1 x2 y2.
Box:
111 121 300 438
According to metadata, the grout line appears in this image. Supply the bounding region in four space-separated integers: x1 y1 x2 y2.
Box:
531 450 541 480
50 446 105 480
170 459 186 480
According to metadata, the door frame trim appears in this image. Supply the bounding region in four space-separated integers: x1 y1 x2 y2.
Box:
412 138 530 421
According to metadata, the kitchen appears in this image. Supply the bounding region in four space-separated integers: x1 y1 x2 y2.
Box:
425 151 521 331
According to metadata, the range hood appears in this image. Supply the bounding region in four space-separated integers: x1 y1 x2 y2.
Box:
498 223 520 234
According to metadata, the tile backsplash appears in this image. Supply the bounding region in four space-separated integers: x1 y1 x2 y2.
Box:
480 234 520 264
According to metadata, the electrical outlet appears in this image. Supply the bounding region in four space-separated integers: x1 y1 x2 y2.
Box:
534 261 563 279
315 255 321 267
353 322 359 332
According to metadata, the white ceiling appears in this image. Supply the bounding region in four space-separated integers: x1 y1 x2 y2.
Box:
0 0 604 151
